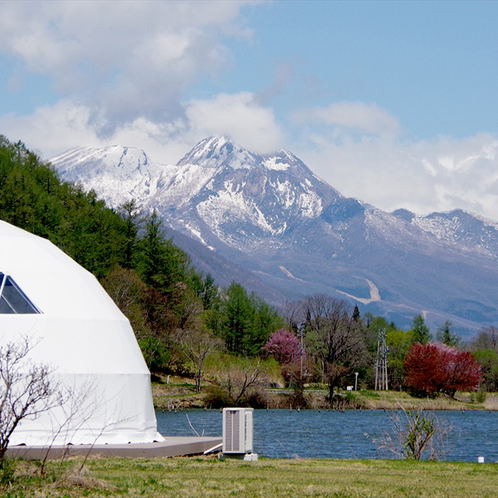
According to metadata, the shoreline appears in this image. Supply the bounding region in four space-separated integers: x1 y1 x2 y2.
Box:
151 377 498 412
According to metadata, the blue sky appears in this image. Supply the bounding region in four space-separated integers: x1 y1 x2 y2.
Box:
1 0 498 220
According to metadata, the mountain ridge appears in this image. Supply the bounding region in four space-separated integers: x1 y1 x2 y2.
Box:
49 136 498 336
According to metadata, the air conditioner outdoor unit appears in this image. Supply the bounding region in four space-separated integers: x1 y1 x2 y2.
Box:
222 407 253 455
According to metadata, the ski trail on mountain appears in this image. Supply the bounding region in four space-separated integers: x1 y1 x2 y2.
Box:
336 279 381 304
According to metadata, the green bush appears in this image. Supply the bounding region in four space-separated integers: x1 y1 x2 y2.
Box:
203 385 232 408
476 388 487 404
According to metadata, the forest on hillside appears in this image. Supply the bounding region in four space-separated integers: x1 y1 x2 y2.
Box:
1 135 498 408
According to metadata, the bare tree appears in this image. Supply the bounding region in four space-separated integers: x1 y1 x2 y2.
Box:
470 326 498 352
176 327 223 393
230 358 268 405
39 379 100 473
297 295 368 400
0 336 63 467
205 355 276 405
102 266 149 338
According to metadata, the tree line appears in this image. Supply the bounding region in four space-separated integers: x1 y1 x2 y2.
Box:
269 301 493 402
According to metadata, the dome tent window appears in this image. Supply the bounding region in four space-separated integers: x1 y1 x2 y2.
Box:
0 273 40 314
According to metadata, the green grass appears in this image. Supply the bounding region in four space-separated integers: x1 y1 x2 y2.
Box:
3 456 498 497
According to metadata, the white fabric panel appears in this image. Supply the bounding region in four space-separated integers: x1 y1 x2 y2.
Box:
0 221 163 445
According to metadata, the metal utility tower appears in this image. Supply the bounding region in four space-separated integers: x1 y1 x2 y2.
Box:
375 328 389 390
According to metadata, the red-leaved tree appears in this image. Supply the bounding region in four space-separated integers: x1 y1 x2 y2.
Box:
404 341 481 396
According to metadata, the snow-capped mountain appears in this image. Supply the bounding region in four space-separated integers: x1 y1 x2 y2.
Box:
50 136 498 336
149 136 341 253
401 209 498 259
50 145 167 207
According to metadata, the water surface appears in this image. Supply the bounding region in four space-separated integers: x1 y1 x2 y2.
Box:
156 409 498 462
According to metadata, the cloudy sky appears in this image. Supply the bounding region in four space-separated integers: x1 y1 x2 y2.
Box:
1 0 498 220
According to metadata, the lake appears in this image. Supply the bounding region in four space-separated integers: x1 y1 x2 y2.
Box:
156 409 498 462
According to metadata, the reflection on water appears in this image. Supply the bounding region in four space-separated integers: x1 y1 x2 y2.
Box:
156 409 498 462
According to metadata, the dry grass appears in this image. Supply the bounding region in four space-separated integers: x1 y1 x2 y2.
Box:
3 455 498 497
151 374 498 412
152 375 206 410
353 390 498 411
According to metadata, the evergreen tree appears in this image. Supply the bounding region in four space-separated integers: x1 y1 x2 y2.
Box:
137 210 191 296
352 305 361 322
221 282 254 354
245 293 284 356
410 314 432 345
119 199 142 269
436 321 461 348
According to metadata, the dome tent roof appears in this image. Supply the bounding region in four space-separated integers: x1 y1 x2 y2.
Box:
0 220 163 446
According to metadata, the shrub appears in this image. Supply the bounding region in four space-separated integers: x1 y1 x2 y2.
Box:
476 388 487 404
240 387 269 408
287 388 309 409
203 385 232 408
376 409 453 461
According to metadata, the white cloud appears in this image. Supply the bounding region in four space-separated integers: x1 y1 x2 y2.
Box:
186 93 285 153
0 91 284 164
297 132 498 221
0 100 96 158
0 99 182 162
0 1 261 134
293 102 401 137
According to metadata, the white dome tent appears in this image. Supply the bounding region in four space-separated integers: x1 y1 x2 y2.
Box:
0 220 163 446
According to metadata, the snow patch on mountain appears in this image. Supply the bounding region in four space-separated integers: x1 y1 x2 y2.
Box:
413 213 463 241
279 266 304 281
298 190 323 217
50 145 165 208
336 278 381 305
177 135 261 170
264 156 289 171
154 163 219 209
195 185 284 239
411 209 498 258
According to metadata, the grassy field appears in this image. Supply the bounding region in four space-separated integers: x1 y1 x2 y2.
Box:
350 389 498 411
3 455 498 497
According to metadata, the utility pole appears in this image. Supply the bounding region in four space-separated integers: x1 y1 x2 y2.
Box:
298 326 305 389
375 328 389 390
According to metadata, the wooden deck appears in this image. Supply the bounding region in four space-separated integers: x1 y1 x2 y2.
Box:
6 436 223 460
